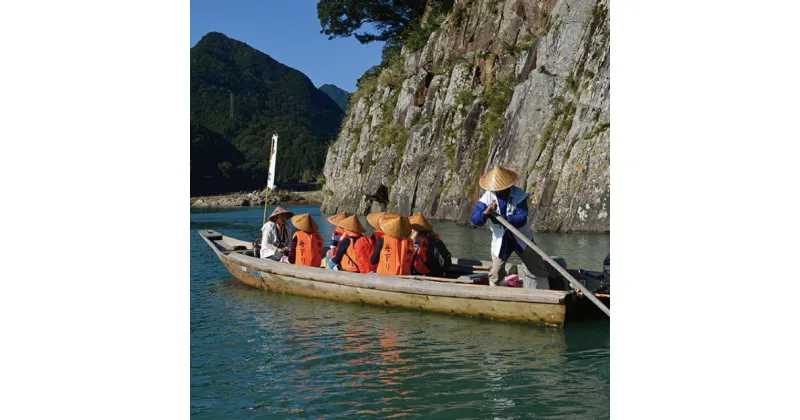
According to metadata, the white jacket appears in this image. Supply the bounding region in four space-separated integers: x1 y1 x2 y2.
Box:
260 221 292 259
478 186 533 258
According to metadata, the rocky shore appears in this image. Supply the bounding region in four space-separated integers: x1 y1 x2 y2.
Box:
191 189 324 207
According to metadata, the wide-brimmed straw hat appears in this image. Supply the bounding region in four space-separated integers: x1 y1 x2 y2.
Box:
409 212 433 232
366 212 385 230
380 214 412 238
366 212 401 230
290 213 319 233
326 211 349 225
479 165 519 192
336 215 366 233
268 206 295 222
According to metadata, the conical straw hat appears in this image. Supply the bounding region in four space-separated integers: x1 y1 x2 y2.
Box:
290 213 319 233
366 212 385 229
380 214 412 238
409 212 433 232
326 211 349 225
268 206 295 222
479 165 519 192
366 212 401 230
336 215 366 233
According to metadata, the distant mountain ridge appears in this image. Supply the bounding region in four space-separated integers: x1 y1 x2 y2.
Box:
319 84 350 112
190 32 344 195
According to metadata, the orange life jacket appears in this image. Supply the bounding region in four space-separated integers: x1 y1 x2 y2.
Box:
341 234 373 274
412 234 441 274
377 236 414 275
369 230 385 272
412 236 431 274
293 231 324 267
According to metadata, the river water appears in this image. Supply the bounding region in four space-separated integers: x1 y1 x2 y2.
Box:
191 205 610 418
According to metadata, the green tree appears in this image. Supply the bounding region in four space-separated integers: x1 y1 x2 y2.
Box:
317 0 428 44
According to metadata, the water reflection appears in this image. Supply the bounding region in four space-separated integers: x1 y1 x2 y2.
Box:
192 206 609 419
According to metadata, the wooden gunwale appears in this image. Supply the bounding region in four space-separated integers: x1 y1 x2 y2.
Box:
198 230 573 327
211 240 569 305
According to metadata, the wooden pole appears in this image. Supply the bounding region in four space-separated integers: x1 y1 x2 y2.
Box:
261 135 277 225
397 275 473 284
261 188 272 226
493 215 610 317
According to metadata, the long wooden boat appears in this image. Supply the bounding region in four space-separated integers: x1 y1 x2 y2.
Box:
199 229 609 328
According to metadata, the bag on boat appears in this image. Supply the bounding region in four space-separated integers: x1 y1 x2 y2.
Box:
504 274 522 287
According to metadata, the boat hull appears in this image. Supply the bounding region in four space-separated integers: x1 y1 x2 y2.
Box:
198 230 609 328
219 254 567 327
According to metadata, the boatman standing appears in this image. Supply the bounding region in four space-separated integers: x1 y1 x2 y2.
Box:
470 165 550 288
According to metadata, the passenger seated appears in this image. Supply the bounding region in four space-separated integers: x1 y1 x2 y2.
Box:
326 212 349 255
366 212 386 243
370 214 414 275
409 213 453 277
260 206 294 261
328 215 373 273
288 214 324 267
366 212 394 272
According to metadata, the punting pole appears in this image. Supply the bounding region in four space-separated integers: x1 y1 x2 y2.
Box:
493 215 610 317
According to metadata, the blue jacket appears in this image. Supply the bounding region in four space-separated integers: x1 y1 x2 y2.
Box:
470 194 528 260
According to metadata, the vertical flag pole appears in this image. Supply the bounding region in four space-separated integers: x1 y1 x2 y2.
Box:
262 133 279 225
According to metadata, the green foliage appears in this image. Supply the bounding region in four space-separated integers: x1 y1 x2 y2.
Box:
317 0 428 44
539 95 578 154
443 137 457 171
409 111 422 126
345 134 360 168
404 11 446 52
319 84 350 111
380 41 403 65
511 41 533 56
379 54 405 88
479 75 515 144
190 32 343 194
565 74 578 92
584 122 610 139
191 119 246 195
456 89 475 114
357 65 382 90
377 121 410 148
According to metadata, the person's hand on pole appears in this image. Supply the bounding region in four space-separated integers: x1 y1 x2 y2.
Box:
483 202 497 216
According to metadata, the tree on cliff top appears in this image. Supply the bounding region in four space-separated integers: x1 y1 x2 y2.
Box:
317 0 453 44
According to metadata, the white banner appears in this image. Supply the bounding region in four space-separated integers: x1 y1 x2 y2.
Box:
267 134 278 190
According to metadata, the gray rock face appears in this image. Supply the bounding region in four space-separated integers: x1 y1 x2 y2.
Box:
321 0 610 232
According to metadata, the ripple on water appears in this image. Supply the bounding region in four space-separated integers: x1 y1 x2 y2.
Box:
191 206 609 419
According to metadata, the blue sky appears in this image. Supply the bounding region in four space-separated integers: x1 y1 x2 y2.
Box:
191 0 385 92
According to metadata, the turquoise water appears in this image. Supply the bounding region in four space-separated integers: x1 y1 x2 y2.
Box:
191 205 610 418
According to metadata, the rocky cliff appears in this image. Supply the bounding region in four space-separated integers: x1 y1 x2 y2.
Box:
321 0 609 232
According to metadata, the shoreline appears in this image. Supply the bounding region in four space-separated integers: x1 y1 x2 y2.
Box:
191 189 323 207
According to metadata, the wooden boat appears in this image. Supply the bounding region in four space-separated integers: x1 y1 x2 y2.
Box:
199 229 609 328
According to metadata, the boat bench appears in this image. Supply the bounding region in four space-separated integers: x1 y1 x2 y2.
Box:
213 240 247 252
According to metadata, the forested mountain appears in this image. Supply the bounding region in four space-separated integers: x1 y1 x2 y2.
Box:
191 32 344 195
318 84 350 112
